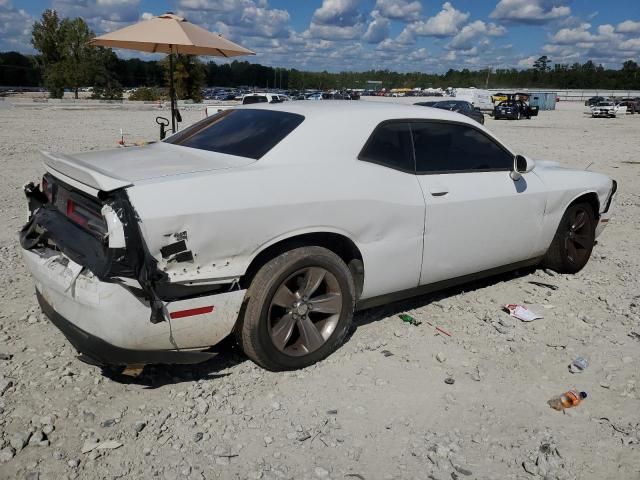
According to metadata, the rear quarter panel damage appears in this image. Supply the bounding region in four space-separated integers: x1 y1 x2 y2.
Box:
126 149 426 300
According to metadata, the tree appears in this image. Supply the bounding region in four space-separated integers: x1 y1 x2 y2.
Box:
59 17 95 99
91 47 123 100
31 10 65 97
164 54 205 102
533 55 551 73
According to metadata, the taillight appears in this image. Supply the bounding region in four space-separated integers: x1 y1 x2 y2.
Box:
66 199 107 236
41 177 52 202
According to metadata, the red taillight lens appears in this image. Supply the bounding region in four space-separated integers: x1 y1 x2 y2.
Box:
66 199 87 226
66 199 105 236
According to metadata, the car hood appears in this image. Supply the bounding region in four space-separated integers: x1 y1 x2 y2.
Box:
41 142 255 192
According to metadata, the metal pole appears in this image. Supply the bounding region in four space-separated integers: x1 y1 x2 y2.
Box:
169 45 176 133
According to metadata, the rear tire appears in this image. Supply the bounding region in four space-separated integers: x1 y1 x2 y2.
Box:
239 246 355 371
542 202 596 273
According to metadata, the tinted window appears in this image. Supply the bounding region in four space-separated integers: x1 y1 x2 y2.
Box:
359 122 414 172
243 96 268 104
165 109 304 160
412 122 513 173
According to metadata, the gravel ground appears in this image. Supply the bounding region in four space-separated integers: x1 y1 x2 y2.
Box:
0 99 638 480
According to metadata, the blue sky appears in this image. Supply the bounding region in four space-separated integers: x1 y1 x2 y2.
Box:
2 1 639 72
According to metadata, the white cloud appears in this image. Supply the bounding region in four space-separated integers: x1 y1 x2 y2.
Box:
306 0 364 40
616 20 640 34
176 0 291 39
0 0 35 52
363 11 390 43
311 0 361 27
52 0 141 33
408 2 470 37
490 0 571 24
517 55 537 67
550 23 619 45
374 0 421 22
305 23 363 40
449 20 506 50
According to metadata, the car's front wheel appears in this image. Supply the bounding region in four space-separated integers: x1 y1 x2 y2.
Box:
239 246 355 371
542 202 596 273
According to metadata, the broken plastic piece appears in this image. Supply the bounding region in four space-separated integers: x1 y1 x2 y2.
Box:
101 204 126 248
569 357 588 374
504 304 543 322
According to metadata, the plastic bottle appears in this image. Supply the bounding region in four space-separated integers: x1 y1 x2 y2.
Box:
547 391 587 411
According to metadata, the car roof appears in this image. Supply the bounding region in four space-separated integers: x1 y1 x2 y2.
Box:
229 101 509 164
238 100 475 125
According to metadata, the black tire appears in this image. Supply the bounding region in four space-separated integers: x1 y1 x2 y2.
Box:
239 246 355 371
542 202 596 273
516 110 521 120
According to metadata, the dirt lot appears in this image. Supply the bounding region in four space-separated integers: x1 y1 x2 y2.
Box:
0 100 638 480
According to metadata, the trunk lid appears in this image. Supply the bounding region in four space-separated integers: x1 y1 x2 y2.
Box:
42 142 255 192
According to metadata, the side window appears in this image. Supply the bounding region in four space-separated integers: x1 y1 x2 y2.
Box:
359 122 414 172
411 122 513 173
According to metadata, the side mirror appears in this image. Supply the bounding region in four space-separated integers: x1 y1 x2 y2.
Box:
510 154 535 180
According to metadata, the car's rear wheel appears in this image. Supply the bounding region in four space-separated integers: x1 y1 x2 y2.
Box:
239 246 355 371
542 202 596 273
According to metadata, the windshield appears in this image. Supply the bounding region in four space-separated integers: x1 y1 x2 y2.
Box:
498 101 517 107
165 109 305 160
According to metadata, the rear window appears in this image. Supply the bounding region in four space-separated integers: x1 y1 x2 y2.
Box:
243 95 268 104
165 109 305 160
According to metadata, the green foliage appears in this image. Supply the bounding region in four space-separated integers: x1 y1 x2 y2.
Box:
91 48 123 100
164 54 206 102
128 87 161 101
31 9 65 97
31 11 122 99
533 55 551 73
0 52 41 86
58 17 95 98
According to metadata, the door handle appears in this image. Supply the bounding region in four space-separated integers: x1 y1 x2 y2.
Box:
429 186 449 197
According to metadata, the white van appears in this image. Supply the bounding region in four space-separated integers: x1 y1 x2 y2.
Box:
452 88 494 112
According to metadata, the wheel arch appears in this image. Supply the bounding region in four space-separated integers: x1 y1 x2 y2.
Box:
566 191 600 219
240 230 365 300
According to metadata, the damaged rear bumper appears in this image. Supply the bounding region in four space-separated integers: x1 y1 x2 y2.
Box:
23 248 246 366
36 290 215 366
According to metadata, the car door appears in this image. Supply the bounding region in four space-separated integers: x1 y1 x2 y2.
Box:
357 121 426 297
411 120 547 285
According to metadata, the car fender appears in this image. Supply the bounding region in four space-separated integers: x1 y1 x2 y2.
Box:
244 225 362 266
533 165 612 255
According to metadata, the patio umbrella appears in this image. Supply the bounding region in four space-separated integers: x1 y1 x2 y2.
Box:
91 13 255 133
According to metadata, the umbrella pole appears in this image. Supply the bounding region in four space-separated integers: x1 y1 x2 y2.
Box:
169 45 176 133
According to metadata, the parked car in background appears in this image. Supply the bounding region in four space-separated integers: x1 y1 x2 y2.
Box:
494 100 539 120
452 88 494 111
590 101 627 118
415 100 484 125
585 96 607 107
20 102 616 372
615 98 638 114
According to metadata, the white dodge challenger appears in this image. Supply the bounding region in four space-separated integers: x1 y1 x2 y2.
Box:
20 102 616 371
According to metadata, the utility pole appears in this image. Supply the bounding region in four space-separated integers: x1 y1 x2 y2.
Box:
485 66 491 89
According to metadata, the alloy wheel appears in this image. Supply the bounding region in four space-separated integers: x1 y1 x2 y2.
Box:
267 267 342 356
563 206 592 265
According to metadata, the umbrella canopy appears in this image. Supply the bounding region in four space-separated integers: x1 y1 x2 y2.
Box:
90 13 255 57
91 13 255 135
